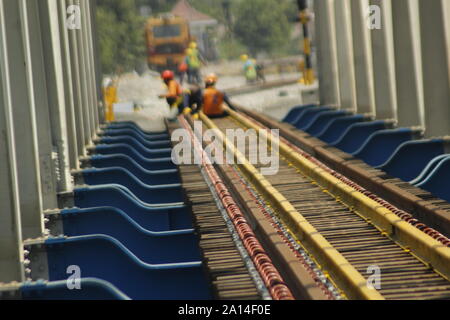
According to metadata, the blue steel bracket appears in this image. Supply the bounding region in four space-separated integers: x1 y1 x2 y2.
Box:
88 143 172 159
316 114 367 143
283 104 317 123
20 278 130 300
79 154 181 184
73 167 183 203
376 139 446 182
330 120 396 154
293 106 333 129
87 148 176 171
351 127 423 167
303 110 351 136
72 186 192 231
416 157 450 203
45 207 201 264
100 128 169 142
26 236 212 300
102 123 170 135
96 135 171 149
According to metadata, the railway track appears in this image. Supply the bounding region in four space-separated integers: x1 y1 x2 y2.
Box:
240 108 450 238
184 110 450 300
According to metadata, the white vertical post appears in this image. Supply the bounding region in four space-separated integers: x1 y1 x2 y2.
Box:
38 0 73 192
419 0 450 137
1 0 45 239
313 0 340 107
391 0 424 128
369 0 397 120
67 0 87 157
21 0 59 210
334 0 357 111
58 0 79 169
350 0 376 115
0 0 26 283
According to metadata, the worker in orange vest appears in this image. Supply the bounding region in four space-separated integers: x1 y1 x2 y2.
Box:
193 73 236 119
158 70 184 120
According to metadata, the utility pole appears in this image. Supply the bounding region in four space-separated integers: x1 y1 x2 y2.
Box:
297 0 315 84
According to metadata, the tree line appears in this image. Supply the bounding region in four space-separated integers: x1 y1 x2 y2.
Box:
96 0 300 74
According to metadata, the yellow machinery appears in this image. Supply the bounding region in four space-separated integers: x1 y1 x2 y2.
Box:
145 15 192 72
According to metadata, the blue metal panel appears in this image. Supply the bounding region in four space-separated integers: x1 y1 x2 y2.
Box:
293 106 333 129
93 143 172 160
416 157 450 202
282 104 317 123
90 152 181 174
73 186 192 231
376 139 445 181
303 110 350 136
81 166 178 187
21 278 130 300
99 136 171 149
410 154 450 185
107 122 169 137
81 167 183 203
330 120 389 153
351 128 416 167
102 128 169 142
60 207 200 263
316 115 366 143
45 236 212 300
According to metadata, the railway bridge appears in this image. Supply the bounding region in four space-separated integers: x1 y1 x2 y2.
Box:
1 0 450 300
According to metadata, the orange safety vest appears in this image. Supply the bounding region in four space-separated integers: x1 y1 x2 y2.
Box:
203 87 225 116
166 79 183 98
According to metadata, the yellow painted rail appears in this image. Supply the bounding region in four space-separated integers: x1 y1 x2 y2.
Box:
199 112 384 300
228 108 450 284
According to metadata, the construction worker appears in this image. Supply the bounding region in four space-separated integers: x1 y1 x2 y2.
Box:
186 42 204 84
182 83 203 116
193 73 236 119
158 70 184 120
240 54 257 84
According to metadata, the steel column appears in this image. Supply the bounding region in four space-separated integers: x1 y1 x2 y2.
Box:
369 0 397 120
38 0 73 192
81 0 99 132
313 0 340 107
349 0 376 115
333 0 357 111
21 0 59 210
1 0 45 240
74 0 93 144
391 0 424 128
419 0 450 137
67 0 86 156
0 0 26 283
57 0 79 169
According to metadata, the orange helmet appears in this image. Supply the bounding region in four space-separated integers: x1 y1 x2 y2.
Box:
205 73 218 86
161 70 174 80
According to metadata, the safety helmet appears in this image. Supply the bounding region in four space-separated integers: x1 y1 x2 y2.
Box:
204 73 218 86
189 41 197 49
240 54 248 61
161 70 174 80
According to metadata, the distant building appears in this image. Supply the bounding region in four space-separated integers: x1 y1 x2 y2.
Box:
171 0 218 60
